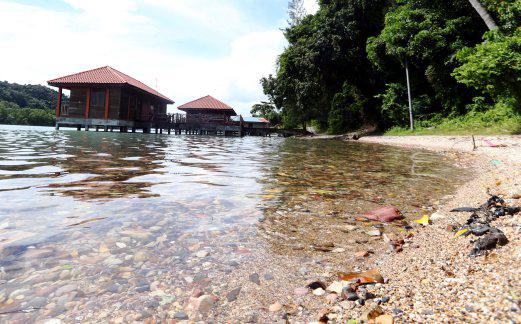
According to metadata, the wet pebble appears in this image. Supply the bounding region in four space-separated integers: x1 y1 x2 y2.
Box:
195 250 209 258
135 284 150 293
173 311 189 320
55 284 76 297
249 273 261 285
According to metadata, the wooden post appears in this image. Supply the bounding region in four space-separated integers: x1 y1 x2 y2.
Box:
85 88 91 119
104 88 110 119
127 96 131 121
56 87 62 118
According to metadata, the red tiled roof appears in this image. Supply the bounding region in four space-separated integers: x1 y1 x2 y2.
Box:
47 66 174 103
178 95 235 112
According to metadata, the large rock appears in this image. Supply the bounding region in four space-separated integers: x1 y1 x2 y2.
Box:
363 206 403 222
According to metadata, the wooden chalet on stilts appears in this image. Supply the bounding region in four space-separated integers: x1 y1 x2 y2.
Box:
176 96 243 136
48 66 174 133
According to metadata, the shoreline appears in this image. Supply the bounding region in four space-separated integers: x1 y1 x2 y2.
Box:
356 135 521 322
187 135 520 323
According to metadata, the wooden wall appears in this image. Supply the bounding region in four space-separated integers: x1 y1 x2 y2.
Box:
68 88 87 118
65 86 168 122
186 111 233 124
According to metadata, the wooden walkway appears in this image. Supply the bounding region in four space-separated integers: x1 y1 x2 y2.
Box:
56 113 308 137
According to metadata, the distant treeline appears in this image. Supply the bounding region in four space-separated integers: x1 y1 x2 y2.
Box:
0 81 65 126
254 0 521 133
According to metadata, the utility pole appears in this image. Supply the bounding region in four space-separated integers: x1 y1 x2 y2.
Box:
405 58 414 130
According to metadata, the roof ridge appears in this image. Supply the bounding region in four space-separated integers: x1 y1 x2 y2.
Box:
106 66 127 84
47 66 110 83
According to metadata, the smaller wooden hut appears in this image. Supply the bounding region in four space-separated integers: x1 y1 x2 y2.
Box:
178 96 236 124
48 66 174 131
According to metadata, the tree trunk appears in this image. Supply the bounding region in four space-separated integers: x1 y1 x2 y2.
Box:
468 0 499 31
405 59 414 131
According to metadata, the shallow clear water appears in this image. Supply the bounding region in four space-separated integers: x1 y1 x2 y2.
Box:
0 125 466 321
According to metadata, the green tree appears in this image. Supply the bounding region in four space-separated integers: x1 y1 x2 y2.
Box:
453 30 521 107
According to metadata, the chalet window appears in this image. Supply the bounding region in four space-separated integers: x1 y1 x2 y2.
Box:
90 89 105 107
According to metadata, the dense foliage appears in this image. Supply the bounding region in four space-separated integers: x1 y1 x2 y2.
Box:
256 0 521 133
0 81 61 126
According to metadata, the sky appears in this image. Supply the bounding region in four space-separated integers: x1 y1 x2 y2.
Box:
0 0 319 115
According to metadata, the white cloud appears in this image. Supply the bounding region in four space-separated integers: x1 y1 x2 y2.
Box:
303 0 319 15
0 0 286 116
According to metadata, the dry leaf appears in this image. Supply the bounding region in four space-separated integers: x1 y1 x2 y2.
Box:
455 228 469 237
338 268 384 284
414 215 430 226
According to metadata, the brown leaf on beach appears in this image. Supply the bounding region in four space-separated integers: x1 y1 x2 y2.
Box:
338 268 384 284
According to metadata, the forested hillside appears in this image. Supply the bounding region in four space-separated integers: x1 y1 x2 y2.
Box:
256 0 521 134
0 81 61 126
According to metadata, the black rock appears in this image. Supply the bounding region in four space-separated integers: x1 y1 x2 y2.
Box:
306 280 326 290
346 292 359 301
357 298 365 306
381 296 390 303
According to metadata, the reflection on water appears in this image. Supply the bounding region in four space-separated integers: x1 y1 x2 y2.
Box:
0 125 466 321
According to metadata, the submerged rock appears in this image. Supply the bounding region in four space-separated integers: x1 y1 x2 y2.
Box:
363 206 404 222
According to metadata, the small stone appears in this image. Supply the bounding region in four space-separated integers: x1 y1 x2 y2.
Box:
173 311 189 320
299 267 309 275
332 248 346 253
43 319 62 324
392 308 404 316
264 274 274 281
133 251 148 262
99 245 110 254
326 281 345 295
366 229 381 237
116 242 127 249
313 288 326 296
196 250 209 258
421 309 434 316
430 212 445 222
355 251 370 258
346 292 358 301
269 302 283 312
325 293 338 302
294 287 309 297
249 273 261 285
381 296 390 303
192 295 214 315
509 190 521 199
360 306 383 321
226 287 241 302
55 284 76 297
375 314 394 324
339 224 357 232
